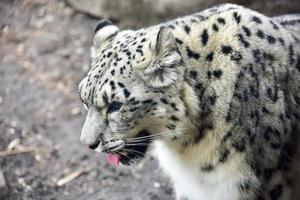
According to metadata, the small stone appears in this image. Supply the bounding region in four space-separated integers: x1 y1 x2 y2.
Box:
10 121 17 128
101 178 114 186
16 44 25 56
35 154 42 161
63 7 74 17
153 182 161 188
7 138 21 150
88 188 94 194
70 107 81 116
8 128 16 135
0 171 8 198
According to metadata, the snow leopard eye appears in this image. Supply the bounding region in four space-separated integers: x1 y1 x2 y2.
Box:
107 101 123 113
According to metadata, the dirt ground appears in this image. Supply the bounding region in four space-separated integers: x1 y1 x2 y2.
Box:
0 0 173 199
0 0 299 200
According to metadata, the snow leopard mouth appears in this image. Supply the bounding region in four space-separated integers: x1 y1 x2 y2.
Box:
105 130 152 166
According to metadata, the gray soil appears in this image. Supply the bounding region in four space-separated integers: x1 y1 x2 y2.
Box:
0 0 299 200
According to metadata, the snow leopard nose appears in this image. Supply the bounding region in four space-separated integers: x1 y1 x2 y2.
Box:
80 107 105 146
87 135 105 152
88 139 101 150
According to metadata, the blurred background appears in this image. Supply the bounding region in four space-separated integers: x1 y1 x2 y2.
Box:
0 0 299 199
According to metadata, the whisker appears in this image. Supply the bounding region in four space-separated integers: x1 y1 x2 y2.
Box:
123 148 152 159
115 150 133 163
122 149 143 159
125 143 156 146
126 130 188 143
113 127 189 139
127 131 184 140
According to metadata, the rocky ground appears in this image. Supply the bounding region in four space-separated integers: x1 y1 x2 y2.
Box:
0 0 299 200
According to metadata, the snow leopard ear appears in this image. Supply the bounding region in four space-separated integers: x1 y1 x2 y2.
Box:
93 20 119 48
143 26 182 88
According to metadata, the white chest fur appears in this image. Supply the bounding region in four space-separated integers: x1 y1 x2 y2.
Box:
154 141 242 200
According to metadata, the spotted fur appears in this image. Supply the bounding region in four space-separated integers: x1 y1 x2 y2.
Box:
78 4 300 200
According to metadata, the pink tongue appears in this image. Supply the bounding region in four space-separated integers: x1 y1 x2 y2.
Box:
105 153 121 166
